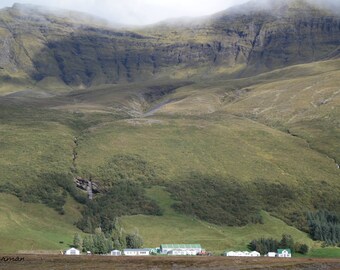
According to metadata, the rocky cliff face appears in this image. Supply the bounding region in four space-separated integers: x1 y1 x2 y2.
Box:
0 0 339 87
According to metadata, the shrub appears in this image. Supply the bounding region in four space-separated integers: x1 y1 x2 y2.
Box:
77 179 162 234
167 173 262 226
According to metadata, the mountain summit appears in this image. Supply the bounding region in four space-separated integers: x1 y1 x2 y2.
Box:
0 0 339 87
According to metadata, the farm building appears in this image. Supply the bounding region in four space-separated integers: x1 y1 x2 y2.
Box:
160 244 202 255
64 248 80 255
167 249 188 256
267 252 276 257
250 251 261 257
123 248 150 256
110 250 122 256
167 248 199 256
277 249 292 258
224 251 260 257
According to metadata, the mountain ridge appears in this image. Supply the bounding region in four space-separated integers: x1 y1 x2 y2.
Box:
0 0 339 89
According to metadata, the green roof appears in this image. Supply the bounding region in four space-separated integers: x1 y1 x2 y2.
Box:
160 244 202 249
277 249 291 254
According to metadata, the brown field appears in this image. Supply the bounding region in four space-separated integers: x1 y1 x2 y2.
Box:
0 255 339 270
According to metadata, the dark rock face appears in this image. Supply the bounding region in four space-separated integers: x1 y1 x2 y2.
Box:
0 1 339 86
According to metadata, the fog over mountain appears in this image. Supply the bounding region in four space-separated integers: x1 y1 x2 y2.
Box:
1 0 340 25
0 0 251 25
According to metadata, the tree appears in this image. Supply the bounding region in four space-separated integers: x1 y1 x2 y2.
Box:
112 220 126 250
279 234 295 252
298 244 309 254
82 232 112 254
126 233 143 249
73 233 82 249
83 235 94 252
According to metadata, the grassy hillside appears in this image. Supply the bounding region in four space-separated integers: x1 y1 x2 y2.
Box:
120 187 315 254
0 38 339 253
0 194 82 253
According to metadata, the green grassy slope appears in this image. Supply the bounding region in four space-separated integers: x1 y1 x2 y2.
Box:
0 59 339 253
120 187 314 254
0 194 82 253
75 116 339 188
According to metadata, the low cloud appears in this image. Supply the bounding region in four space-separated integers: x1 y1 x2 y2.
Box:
1 0 339 25
0 0 250 25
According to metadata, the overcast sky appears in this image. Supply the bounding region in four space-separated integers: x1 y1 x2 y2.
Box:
0 0 250 25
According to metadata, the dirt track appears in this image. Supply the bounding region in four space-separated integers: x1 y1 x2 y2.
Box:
1 255 340 270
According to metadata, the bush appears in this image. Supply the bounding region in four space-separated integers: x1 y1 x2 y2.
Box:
14 173 87 214
77 179 162 234
296 243 309 254
126 233 143 249
167 173 262 226
96 154 160 186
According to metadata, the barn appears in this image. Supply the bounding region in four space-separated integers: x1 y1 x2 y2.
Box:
110 250 122 256
123 248 150 256
64 248 80 255
160 244 202 255
167 249 188 256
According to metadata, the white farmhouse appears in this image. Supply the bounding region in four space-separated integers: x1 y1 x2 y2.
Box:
167 249 188 256
250 251 261 257
160 244 202 255
110 250 122 256
267 252 276 257
277 249 292 258
123 248 150 256
65 248 80 255
224 251 236 256
224 251 260 257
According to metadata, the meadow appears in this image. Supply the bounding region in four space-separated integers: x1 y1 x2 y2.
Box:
0 255 340 270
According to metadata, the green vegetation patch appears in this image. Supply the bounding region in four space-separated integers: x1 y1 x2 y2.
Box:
120 186 314 254
77 179 162 234
96 154 160 186
167 173 262 226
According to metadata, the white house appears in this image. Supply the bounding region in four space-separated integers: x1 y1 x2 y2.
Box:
250 251 261 257
110 250 122 256
160 244 202 255
267 252 276 257
65 248 80 255
123 249 150 256
224 251 237 256
224 251 260 257
167 249 188 256
277 249 292 258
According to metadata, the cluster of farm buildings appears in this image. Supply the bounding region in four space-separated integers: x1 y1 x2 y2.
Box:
64 244 292 258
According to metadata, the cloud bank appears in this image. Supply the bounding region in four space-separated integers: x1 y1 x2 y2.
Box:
0 0 250 25
1 0 339 25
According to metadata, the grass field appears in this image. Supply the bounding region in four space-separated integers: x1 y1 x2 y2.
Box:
0 255 339 270
0 194 82 253
308 248 340 258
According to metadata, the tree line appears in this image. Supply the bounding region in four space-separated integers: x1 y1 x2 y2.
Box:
73 222 144 254
248 234 309 255
307 210 340 246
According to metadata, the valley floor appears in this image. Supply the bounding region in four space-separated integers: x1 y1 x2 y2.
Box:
0 255 340 270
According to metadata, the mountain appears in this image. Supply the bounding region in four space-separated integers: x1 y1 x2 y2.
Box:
0 0 339 88
0 0 339 254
